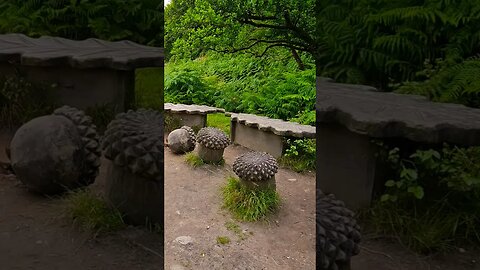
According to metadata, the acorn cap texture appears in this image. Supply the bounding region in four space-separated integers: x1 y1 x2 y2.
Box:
317 192 361 270
101 109 163 181
232 151 278 182
196 127 230 150
53 105 101 185
180 126 196 151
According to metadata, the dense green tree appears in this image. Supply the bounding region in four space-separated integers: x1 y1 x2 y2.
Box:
0 0 164 46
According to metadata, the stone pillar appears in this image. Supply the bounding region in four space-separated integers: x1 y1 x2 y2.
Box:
317 123 385 209
165 112 207 130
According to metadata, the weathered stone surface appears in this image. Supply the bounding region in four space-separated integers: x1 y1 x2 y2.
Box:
9 106 100 194
102 109 163 181
230 113 315 139
317 79 480 146
10 115 84 194
102 108 163 225
0 33 164 70
165 103 225 115
197 145 225 164
317 192 361 270
196 127 230 150
233 151 278 182
53 105 101 185
167 126 196 154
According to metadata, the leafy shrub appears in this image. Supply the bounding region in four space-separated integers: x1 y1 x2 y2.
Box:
0 75 56 129
165 69 216 105
279 138 316 173
368 143 480 253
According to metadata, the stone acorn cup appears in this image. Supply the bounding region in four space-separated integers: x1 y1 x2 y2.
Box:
9 105 101 195
102 108 163 226
196 127 230 163
317 192 361 270
166 126 196 154
232 151 279 190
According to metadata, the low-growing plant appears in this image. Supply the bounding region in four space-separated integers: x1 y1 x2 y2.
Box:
365 143 480 253
221 176 280 222
0 75 56 129
224 221 249 241
216 236 230 245
184 152 205 167
279 138 316 173
63 188 125 235
85 103 116 134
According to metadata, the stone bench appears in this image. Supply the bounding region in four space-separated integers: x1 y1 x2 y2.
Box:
316 77 480 209
229 113 316 158
164 103 224 129
0 33 164 113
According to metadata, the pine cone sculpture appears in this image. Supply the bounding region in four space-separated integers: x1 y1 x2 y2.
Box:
317 192 361 270
53 105 101 185
233 151 278 182
102 109 163 181
196 127 230 150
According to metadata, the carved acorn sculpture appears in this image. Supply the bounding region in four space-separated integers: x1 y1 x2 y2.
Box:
232 151 278 190
167 126 196 154
9 105 100 195
196 127 230 163
317 192 361 270
102 109 163 225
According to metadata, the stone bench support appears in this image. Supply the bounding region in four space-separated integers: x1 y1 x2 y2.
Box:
164 103 224 130
0 34 164 113
230 113 315 158
317 77 480 209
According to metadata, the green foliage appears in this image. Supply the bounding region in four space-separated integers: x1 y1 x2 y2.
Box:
84 104 116 135
224 221 250 240
184 152 205 167
397 56 480 107
216 236 230 245
0 0 164 46
165 51 315 122
135 68 164 110
316 0 480 92
222 176 280 222
279 138 316 173
63 188 125 235
369 143 480 253
0 74 56 129
207 113 230 136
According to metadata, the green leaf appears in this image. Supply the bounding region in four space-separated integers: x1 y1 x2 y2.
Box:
385 180 396 187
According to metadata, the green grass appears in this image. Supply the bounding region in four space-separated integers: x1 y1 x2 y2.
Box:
360 199 474 254
85 104 116 134
185 152 205 167
207 113 231 136
278 155 315 173
216 236 231 245
222 176 280 222
225 221 250 240
135 68 163 110
185 152 225 166
63 188 125 235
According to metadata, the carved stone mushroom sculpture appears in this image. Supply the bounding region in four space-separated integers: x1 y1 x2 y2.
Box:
9 106 101 195
196 127 230 163
317 192 361 270
102 108 163 225
167 126 196 154
232 151 278 190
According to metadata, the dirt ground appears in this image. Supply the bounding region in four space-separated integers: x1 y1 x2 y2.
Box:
0 130 164 270
1 128 480 270
164 144 316 269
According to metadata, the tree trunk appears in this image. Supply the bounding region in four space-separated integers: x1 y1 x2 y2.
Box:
291 48 305 70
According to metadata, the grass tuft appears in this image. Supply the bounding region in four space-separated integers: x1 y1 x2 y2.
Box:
278 155 315 173
185 152 205 167
216 236 231 245
63 188 125 235
222 176 280 222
